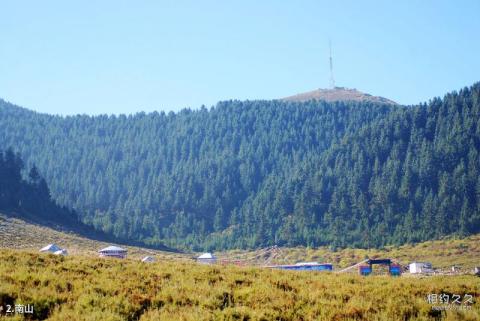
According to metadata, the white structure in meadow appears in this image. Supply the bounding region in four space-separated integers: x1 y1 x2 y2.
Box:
197 252 217 264
409 262 433 274
53 249 68 256
39 244 62 253
141 256 155 263
98 245 127 259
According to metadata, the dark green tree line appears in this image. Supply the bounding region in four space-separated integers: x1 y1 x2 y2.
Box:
0 148 78 225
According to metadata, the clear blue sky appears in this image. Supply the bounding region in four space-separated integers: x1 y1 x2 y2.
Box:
1 1 479 115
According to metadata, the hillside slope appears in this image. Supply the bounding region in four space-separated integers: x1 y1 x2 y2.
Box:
0 98 393 249
0 83 479 250
0 149 171 251
0 213 184 259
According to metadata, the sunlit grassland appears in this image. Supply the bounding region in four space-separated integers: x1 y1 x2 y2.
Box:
1 214 480 320
0 250 479 321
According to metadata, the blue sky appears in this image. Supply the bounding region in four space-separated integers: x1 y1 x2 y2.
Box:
1 1 479 115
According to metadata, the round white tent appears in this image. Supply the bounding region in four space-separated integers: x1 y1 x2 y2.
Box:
197 252 217 264
141 256 155 263
98 245 127 259
39 244 62 253
53 249 68 256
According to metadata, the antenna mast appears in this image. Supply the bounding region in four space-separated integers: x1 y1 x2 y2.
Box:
329 40 335 89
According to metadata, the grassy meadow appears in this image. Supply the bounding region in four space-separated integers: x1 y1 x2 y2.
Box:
1 214 480 320
0 249 479 321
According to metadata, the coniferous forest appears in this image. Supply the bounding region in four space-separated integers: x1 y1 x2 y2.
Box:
0 148 79 226
0 83 479 250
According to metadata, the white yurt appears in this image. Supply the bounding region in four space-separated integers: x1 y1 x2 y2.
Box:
197 252 217 264
53 249 68 256
39 244 62 253
141 256 155 263
98 245 127 259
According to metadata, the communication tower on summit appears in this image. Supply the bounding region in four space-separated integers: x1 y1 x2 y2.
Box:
329 40 335 89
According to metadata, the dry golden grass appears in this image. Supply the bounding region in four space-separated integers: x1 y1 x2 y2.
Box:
0 249 479 321
1 213 480 320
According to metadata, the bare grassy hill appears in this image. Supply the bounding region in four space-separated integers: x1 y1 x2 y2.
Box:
282 87 397 104
0 213 187 261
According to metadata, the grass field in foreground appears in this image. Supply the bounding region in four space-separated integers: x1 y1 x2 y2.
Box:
0 249 479 321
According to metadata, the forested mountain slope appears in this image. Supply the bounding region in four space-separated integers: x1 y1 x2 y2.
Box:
0 83 479 250
276 85 480 248
0 148 171 250
0 148 81 228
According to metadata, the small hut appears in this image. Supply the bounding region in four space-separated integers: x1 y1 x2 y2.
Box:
141 256 155 263
409 262 433 274
267 262 333 271
197 252 217 264
39 244 62 253
53 249 68 256
98 246 127 259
